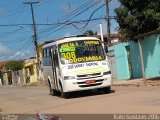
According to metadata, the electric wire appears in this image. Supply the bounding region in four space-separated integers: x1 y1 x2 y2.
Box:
37 0 103 38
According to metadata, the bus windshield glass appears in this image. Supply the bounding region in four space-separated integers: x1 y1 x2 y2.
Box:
58 40 105 64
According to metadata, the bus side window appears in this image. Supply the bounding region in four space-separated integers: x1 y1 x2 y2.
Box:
44 48 51 66
43 49 47 66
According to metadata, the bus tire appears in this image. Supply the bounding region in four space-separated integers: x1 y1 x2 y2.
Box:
103 86 111 93
48 81 56 96
59 82 69 99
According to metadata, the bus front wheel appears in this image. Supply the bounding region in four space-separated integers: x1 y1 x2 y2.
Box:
60 82 69 99
98 86 111 93
60 92 69 99
104 86 111 93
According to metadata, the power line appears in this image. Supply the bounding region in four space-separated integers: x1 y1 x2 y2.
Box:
0 17 106 27
38 17 104 39
37 0 103 38
11 40 34 60
0 0 107 43
0 5 28 19
0 0 107 61
70 3 106 29
59 0 96 22
0 16 104 44
0 39 33 61
36 0 99 35
0 26 30 40
1 5 25 39
64 0 103 22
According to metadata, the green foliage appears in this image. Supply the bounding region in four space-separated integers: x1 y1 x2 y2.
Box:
115 0 160 40
83 30 97 35
5 60 24 71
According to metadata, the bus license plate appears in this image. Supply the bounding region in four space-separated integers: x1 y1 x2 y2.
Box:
86 80 96 84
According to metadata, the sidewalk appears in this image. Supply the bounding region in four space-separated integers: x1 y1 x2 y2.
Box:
112 78 160 86
113 78 142 85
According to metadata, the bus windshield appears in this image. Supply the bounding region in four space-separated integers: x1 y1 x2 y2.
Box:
58 40 106 64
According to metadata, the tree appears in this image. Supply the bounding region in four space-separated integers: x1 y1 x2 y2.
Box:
115 0 160 40
83 30 97 36
5 60 24 71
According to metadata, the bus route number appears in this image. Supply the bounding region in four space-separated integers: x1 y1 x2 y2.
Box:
61 52 76 60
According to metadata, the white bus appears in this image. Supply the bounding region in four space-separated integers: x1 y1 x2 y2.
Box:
42 36 111 98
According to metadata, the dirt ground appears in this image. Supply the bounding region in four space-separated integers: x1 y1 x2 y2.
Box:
0 85 160 114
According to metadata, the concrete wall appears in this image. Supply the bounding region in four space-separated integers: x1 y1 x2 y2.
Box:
141 35 160 78
129 34 160 78
108 43 130 80
12 70 24 84
2 72 8 85
108 34 160 80
129 41 142 78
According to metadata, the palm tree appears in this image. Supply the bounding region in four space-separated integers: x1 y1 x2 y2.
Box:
83 30 97 36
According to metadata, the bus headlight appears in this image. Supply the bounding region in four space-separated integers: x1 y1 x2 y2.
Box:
103 71 111 75
64 76 75 80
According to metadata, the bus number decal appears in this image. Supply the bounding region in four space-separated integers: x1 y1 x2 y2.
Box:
61 52 76 60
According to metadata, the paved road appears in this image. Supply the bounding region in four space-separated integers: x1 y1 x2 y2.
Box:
0 86 160 114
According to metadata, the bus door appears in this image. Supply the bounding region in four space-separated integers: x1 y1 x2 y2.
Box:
50 47 59 91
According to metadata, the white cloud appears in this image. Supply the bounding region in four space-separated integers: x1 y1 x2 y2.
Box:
10 50 34 60
0 42 35 61
0 43 11 56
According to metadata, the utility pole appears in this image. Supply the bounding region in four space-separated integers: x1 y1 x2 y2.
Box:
106 0 111 45
24 1 42 83
100 23 104 48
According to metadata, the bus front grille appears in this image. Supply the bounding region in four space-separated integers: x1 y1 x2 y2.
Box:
77 73 102 80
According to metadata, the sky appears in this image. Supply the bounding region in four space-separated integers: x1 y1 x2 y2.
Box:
0 0 120 61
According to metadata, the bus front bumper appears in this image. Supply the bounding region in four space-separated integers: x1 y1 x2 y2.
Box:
62 74 112 92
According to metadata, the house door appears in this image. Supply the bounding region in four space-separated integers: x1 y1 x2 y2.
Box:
8 71 12 85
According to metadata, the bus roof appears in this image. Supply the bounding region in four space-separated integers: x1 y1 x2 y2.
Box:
43 36 100 48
